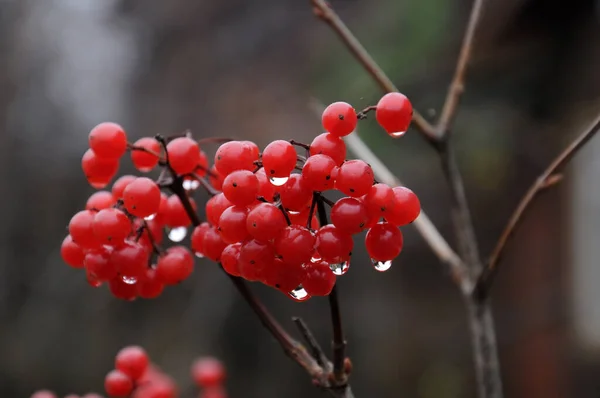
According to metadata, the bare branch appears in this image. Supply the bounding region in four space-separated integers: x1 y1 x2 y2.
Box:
437 0 486 136
310 0 438 144
475 113 600 299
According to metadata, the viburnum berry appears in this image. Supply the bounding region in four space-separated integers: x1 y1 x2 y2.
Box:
166 137 201 175
86 190 116 211
164 195 196 227
222 170 259 206
93 208 131 244
191 357 226 387
137 268 164 299
255 168 278 202
262 258 304 292
214 140 259 176
191 222 211 256
205 193 233 226
85 247 118 281
362 183 395 221
89 122 127 159
288 207 319 230
310 133 346 166
330 197 369 234
218 206 250 244
365 221 403 263
246 203 287 242
156 246 194 285
322 101 357 137
238 239 275 281
115 346 149 380
111 175 136 200
123 177 161 218
110 240 149 278
104 369 134 397
315 224 353 264
135 218 164 248
61 235 86 268
208 165 225 191
131 137 161 172
202 226 228 262
376 92 413 136
301 154 337 192
302 260 336 296
82 148 119 189
262 140 297 178
274 225 315 265
386 186 421 226
69 210 102 250
335 160 374 197
134 378 177 398
279 174 312 211
220 243 242 277
200 386 228 398
109 276 138 301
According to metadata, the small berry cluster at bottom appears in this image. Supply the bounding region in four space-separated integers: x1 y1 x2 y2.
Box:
31 347 227 398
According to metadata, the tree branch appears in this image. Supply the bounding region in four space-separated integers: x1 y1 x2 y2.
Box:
474 113 600 299
310 0 438 144
437 0 486 136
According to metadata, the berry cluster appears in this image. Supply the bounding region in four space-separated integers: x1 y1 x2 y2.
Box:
61 92 419 301
32 347 227 398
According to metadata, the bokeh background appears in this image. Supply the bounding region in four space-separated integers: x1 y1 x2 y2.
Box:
1 0 600 397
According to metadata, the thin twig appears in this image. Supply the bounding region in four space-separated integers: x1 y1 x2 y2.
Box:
310 0 438 144
475 113 600 299
292 317 330 368
437 0 486 137
356 105 377 120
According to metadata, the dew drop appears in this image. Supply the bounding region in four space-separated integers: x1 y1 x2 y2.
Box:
144 213 156 221
269 176 289 186
194 251 205 259
288 285 310 302
183 179 200 191
168 226 188 242
121 276 137 285
330 261 349 276
288 210 301 215
388 131 406 138
371 259 393 272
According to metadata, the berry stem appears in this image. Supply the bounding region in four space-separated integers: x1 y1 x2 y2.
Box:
356 105 376 120
126 142 164 163
191 173 221 196
290 140 310 151
278 204 292 226
292 317 330 368
307 193 319 230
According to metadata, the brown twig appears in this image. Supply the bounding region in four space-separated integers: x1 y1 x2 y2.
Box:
292 317 330 368
474 113 600 299
356 105 377 120
310 0 438 145
437 0 486 137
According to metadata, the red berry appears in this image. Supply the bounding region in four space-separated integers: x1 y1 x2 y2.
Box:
301 154 337 192
315 224 353 264
222 170 259 206
195 149 209 176
238 239 275 281
191 357 226 387
164 195 196 228
218 205 250 244
255 168 278 202
330 197 369 234
109 276 139 300
263 258 304 292
303 260 336 296
104 369 134 397
110 240 149 278
166 137 201 175
262 140 297 178
363 183 395 220
335 160 374 197
123 177 161 218
69 210 102 250
86 190 116 210
93 208 131 244
279 174 312 211
365 222 403 262
205 193 233 226
191 222 211 256
89 122 127 159
30 390 57 398
202 226 228 262
214 141 259 176
85 247 118 281
131 137 161 172
61 235 86 268
385 186 421 226
156 246 194 285
115 346 149 380
221 243 242 277
82 149 119 189
208 165 225 191
200 386 227 398
310 133 346 165
322 102 357 137
274 225 315 265
111 175 136 200
376 92 413 136
137 268 164 299
246 203 287 242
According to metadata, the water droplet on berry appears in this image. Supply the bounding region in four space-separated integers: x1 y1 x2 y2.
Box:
144 213 156 221
183 179 200 191
121 276 137 284
194 251 205 258
389 131 406 138
288 210 301 215
330 261 349 276
310 255 322 263
269 176 289 186
371 259 392 272
288 285 310 301
168 226 188 242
